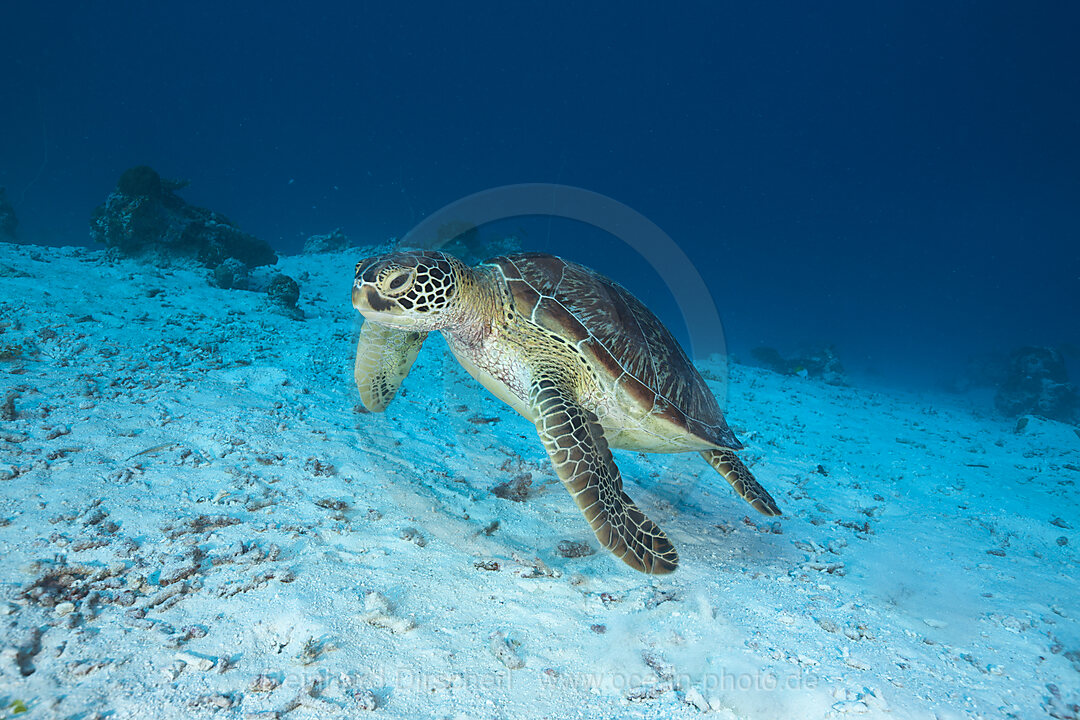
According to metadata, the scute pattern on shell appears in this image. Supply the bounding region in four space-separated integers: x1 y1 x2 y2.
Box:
488 253 743 450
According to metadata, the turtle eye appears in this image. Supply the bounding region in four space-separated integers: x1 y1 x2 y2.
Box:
383 269 413 296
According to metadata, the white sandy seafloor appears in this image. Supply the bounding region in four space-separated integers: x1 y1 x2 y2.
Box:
0 241 1078 720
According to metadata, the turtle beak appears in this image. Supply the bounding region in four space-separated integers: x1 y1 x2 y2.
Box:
352 282 400 318
351 282 367 311
352 256 384 314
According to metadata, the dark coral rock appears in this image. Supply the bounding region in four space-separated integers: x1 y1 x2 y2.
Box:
302 228 349 254
995 346 1078 422
0 187 17 240
267 274 300 309
91 166 276 268
116 165 164 198
212 258 249 290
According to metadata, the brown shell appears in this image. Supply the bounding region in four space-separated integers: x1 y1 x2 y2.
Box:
487 253 743 450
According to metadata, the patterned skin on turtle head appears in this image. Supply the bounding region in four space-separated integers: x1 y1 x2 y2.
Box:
353 251 467 330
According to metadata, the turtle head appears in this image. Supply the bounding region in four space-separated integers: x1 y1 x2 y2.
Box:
352 250 467 330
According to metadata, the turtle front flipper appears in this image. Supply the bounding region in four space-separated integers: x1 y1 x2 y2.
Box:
530 378 679 574
353 320 427 412
701 449 782 516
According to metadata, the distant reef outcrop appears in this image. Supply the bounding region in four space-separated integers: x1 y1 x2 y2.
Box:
995 346 1078 423
399 219 523 265
750 344 847 386
0 187 17 241
302 228 350 254
90 165 276 269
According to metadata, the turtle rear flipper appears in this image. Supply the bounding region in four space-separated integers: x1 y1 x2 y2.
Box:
354 321 427 412
531 378 678 574
702 449 781 516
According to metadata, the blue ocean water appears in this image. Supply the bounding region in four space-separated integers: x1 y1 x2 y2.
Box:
4 7 1080 716
2 1 1077 391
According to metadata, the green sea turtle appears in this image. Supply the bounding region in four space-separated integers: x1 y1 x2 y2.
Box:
352 251 780 573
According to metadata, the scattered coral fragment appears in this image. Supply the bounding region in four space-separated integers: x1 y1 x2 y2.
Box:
360 591 415 634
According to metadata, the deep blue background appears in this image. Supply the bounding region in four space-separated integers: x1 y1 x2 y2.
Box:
2 2 1078 387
